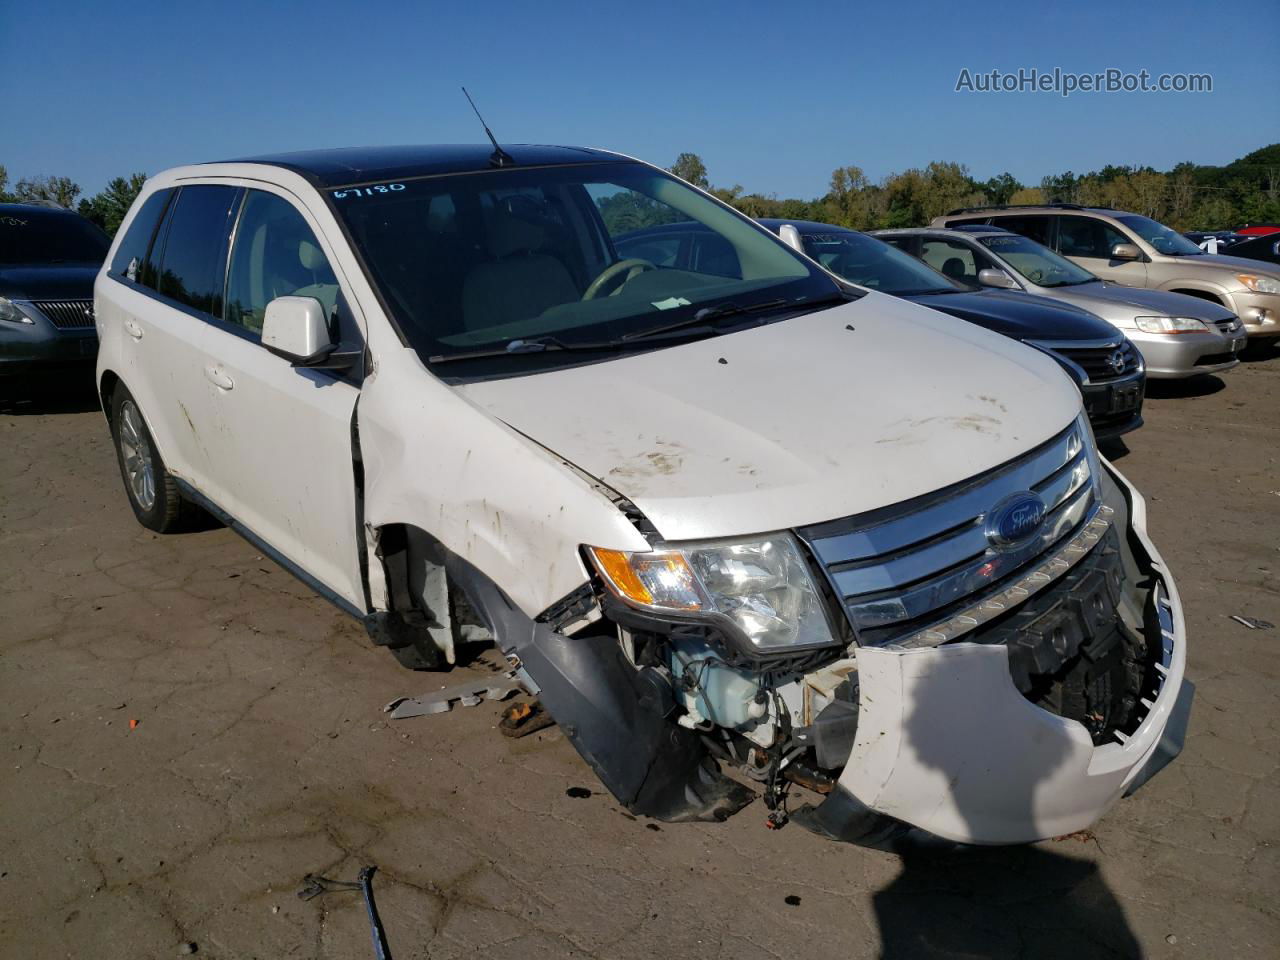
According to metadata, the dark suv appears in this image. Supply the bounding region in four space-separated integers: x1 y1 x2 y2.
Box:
1 202 110 388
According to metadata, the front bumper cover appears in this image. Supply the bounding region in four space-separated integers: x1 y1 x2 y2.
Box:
798 461 1188 846
1128 328 1245 378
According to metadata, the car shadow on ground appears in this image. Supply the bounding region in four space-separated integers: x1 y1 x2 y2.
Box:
0 373 100 415
1143 375 1226 400
1241 339 1279 364
873 841 1140 958
868 653 1142 958
1098 437 1130 461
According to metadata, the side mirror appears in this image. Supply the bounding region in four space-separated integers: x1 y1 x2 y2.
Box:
1110 243 1142 261
778 223 805 253
977 268 1019 289
262 296 335 365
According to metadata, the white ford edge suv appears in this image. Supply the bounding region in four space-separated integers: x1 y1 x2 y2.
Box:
95 145 1192 846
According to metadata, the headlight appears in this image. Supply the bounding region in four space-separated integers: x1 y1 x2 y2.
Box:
1236 273 1280 295
587 535 839 654
0 297 35 324
1077 411 1103 497
1133 316 1208 335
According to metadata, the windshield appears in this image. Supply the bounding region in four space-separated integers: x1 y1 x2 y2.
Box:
1116 214 1204 257
0 209 110 265
327 161 839 375
797 229 958 295
978 233 1097 287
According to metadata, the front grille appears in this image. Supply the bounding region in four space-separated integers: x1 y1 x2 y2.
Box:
796 420 1100 647
1053 339 1141 382
31 299 95 329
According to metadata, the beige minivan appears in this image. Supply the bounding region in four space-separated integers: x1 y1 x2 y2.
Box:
932 204 1280 340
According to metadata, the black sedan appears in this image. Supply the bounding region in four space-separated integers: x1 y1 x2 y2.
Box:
1 202 110 393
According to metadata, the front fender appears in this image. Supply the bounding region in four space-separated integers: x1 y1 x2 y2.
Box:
357 346 650 616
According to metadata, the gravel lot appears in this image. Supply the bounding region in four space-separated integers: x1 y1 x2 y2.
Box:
2 346 1278 960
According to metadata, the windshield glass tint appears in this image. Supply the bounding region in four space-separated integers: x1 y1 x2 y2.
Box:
799 230 956 294
1116 214 1203 256
0 210 110 265
328 161 833 369
978 233 1096 287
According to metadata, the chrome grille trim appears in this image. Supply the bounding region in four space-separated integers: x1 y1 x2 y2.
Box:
1027 337 1142 384
29 299 95 329
841 483 1096 631
897 504 1114 650
808 425 1083 567
796 419 1099 645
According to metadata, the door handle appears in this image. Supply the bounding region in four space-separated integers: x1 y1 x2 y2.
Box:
124 319 143 340
204 365 234 391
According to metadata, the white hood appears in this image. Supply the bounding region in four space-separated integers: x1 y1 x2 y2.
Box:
457 292 1082 541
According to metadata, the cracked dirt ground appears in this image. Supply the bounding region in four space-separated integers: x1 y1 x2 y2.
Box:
2 350 1278 960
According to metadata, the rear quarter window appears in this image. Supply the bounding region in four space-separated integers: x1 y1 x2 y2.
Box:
109 189 173 285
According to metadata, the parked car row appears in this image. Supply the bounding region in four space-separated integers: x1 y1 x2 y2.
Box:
77 143 1207 852
874 225 1246 378
934 202 1280 339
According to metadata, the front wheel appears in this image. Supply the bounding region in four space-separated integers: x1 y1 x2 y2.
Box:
109 385 191 533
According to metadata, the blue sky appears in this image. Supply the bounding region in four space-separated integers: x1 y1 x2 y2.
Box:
5 0 1277 200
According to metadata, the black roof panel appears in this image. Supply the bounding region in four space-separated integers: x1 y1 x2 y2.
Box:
218 144 632 187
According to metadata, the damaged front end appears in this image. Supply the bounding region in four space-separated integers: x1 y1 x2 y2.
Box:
483 414 1190 844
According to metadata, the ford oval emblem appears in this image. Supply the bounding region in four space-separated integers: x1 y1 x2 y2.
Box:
986 492 1047 548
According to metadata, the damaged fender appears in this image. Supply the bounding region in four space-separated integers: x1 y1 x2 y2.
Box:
357 346 651 616
447 554 754 821
356 349 750 820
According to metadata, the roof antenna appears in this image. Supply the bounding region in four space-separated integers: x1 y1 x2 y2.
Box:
462 86 515 168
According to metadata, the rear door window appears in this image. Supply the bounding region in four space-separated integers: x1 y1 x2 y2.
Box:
920 237 978 283
153 185 240 316
1056 216 1129 259
991 215 1053 247
109 189 172 286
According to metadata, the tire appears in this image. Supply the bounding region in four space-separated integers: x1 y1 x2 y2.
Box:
108 384 191 533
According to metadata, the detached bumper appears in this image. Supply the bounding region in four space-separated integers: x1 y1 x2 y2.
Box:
1129 329 1245 378
813 462 1188 845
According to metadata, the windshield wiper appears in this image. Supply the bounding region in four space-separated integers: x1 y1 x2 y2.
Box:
619 298 787 342
622 292 850 343
428 335 618 364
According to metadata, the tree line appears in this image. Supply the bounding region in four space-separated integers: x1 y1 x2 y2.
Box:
669 144 1280 232
4 142 1278 238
